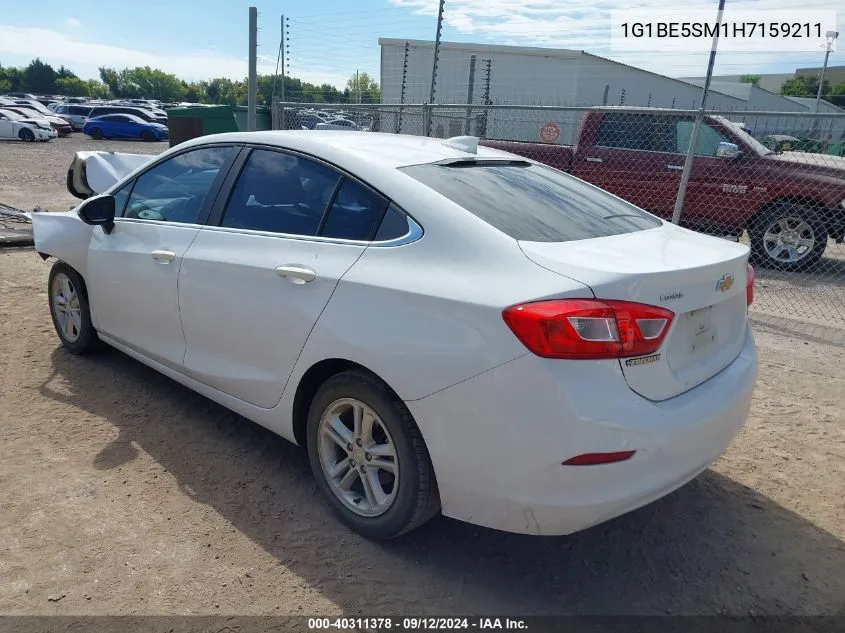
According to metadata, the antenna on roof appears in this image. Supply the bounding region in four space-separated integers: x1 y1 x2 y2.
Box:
442 136 478 154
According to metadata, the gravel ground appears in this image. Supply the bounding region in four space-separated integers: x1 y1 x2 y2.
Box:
0 133 844 617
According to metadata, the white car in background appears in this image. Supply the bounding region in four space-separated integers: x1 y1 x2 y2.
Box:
31 131 757 540
314 118 366 131
0 108 56 141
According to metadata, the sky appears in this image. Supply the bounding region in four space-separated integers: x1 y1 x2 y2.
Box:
0 0 842 90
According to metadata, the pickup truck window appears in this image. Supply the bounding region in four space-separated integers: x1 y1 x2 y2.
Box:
400 162 661 242
597 113 740 157
676 120 729 156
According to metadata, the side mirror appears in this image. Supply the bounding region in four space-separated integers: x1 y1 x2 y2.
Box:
716 141 740 159
78 195 116 234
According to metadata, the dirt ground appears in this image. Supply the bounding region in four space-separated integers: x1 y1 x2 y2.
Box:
1 134 844 617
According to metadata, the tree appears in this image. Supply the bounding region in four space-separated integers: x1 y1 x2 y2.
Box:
55 76 91 97
120 66 185 101
345 72 380 103
739 74 761 86
98 67 122 97
56 65 77 80
22 58 58 93
780 75 828 98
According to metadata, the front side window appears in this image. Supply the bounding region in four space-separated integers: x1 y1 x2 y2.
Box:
400 162 660 243
676 120 729 156
221 149 341 236
121 146 235 224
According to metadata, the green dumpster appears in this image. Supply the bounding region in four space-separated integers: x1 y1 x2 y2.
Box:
166 105 239 147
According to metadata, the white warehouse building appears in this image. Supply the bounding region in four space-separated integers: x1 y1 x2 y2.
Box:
378 38 844 144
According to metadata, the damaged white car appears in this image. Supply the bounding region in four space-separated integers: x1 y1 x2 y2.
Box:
33 131 757 540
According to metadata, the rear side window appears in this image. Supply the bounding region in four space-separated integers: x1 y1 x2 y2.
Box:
320 179 388 240
400 162 661 242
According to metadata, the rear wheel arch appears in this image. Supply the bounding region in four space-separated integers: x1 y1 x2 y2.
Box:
291 359 402 447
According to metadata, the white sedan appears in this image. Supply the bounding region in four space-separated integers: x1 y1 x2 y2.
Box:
32 131 758 540
0 108 56 141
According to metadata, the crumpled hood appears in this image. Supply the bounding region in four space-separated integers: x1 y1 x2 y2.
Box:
67 151 159 199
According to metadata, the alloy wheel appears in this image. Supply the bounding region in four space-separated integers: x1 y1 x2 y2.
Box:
317 398 399 517
762 216 815 264
51 272 82 343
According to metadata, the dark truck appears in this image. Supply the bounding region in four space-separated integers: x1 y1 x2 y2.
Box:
481 110 845 271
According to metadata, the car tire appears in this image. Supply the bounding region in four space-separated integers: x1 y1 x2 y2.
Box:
89 127 103 140
47 262 100 355
141 130 156 142
18 128 35 142
306 369 440 540
749 203 828 272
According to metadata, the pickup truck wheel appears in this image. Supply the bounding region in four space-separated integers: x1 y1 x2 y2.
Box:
749 204 828 272
48 263 100 355
18 128 35 142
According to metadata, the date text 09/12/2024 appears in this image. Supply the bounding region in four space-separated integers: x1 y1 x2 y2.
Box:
308 617 528 630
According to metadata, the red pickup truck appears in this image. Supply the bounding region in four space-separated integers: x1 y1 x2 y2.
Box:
482 110 845 271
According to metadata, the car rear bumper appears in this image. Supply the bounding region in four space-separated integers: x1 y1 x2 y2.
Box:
407 324 758 536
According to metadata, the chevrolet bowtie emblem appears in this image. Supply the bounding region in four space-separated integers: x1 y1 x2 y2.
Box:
716 274 735 293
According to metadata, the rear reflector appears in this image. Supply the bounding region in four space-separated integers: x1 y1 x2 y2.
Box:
746 263 755 307
562 451 636 466
502 299 674 359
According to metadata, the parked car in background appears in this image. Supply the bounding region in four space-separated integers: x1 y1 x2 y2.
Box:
315 118 365 131
0 108 56 141
0 104 73 136
482 109 845 271
87 105 168 126
33 131 757 540
51 104 94 131
83 114 169 141
1 92 37 100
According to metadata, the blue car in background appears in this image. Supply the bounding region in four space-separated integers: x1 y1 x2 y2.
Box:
82 113 169 142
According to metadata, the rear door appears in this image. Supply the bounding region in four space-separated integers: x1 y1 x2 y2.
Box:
178 147 389 408
572 112 682 218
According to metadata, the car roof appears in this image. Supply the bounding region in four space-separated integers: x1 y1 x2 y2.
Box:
177 131 512 169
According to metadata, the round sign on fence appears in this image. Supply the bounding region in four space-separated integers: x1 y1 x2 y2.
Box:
539 122 560 144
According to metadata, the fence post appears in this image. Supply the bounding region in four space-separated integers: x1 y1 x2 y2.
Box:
671 0 726 225
423 103 432 137
464 55 477 135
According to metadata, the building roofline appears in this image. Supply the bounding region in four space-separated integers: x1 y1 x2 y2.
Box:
378 38 582 59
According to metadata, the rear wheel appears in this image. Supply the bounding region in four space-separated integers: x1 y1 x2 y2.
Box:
749 204 828 272
141 129 156 142
306 370 440 540
48 262 99 354
18 128 35 142
88 127 103 140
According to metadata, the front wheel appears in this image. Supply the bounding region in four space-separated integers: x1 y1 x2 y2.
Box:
749 204 828 272
48 262 99 354
141 129 156 142
306 370 440 540
88 127 103 140
18 128 35 142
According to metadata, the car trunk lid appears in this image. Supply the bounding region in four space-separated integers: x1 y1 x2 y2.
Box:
519 224 750 401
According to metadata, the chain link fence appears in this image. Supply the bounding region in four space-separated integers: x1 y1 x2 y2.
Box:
276 102 845 328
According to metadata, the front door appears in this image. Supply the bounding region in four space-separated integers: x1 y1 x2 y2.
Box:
179 147 389 408
86 145 238 368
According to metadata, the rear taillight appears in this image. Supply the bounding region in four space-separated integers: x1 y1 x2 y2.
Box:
746 263 755 307
502 299 674 360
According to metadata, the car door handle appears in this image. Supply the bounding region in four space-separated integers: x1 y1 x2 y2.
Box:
275 265 317 284
585 157 603 163
151 249 176 263
667 164 684 171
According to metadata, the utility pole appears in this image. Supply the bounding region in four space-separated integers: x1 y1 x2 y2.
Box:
671 0 726 225
815 31 839 113
480 58 491 137
356 69 361 104
427 0 445 136
281 15 287 104
247 6 257 132
464 54 477 135
397 41 410 134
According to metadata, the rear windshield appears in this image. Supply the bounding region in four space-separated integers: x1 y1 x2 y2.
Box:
399 162 661 242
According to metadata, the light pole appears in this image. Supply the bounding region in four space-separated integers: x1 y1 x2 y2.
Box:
814 30 839 113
